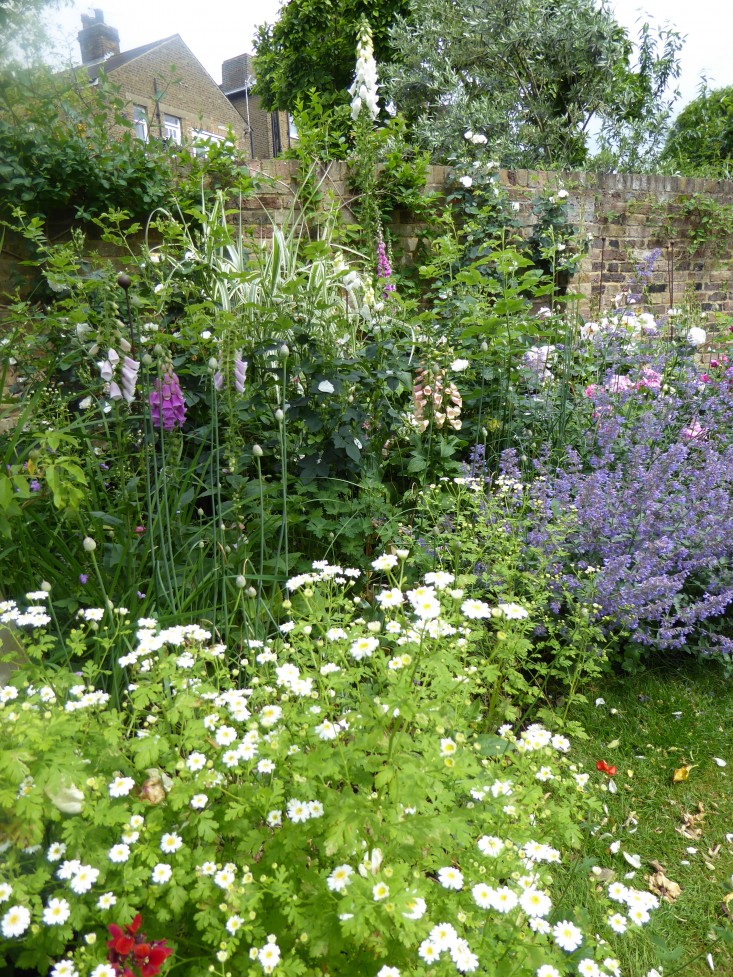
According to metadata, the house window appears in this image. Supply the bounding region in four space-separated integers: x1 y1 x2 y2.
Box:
288 114 298 141
163 114 182 144
132 105 148 142
191 129 225 158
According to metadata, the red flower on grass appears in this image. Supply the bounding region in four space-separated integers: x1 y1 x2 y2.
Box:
107 914 173 977
596 759 617 777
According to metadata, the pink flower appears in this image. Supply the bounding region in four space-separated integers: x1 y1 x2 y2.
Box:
637 368 661 390
681 420 706 442
149 371 186 431
606 374 633 394
584 384 598 399
376 237 396 297
121 357 140 404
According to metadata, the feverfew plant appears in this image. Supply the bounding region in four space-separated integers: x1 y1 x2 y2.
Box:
0 558 659 977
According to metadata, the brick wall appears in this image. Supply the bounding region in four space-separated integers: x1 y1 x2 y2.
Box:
108 37 250 154
3 163 733 320
241 162 733 319
220 53 293 162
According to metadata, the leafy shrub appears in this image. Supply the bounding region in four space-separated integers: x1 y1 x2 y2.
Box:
0 559 660 976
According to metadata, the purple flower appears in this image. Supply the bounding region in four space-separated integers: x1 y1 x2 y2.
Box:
214 352 246 394
376 237 396 297
29 479 41 492
79 574 88 584
149 370 186 431
498 353 733 657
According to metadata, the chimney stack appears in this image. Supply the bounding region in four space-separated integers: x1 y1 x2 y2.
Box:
78 9 120 64
221 53 256 93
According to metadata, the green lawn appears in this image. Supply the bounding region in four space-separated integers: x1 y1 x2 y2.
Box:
560 661 733 975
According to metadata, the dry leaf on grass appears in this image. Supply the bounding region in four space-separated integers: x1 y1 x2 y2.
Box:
590 866 616 883
676 803 706 841
647 868 682 903
672 763 697 783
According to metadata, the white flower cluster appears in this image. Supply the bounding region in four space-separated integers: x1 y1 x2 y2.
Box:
286 561 360 592
118 621 213 668
0 599 50 629
606 880 660 929
349 21 379 121
580 310 658 342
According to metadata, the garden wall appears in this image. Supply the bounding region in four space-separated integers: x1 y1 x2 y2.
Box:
3 160 733 320
244 160 733 319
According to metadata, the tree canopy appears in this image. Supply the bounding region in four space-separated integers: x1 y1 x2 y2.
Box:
0 0 69 61
385 0 682 170
662 85 733 174
252 0 409 114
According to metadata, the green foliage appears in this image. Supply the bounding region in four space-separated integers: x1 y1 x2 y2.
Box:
284 91 351 163
252 0 409 118
406 476 612 724
0 65 178 224
527 184 591 295
0 567 660 977
662 84 733 176
386 0 682 170
0 0 69 61
650 191 733 258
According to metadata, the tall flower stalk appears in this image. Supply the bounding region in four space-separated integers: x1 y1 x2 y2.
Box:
349 17 381 256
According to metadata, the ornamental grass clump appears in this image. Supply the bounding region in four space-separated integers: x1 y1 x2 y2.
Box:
0 557 663 977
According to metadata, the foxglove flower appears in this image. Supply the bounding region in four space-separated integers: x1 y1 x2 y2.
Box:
349 20 379 121
149 371 186 431
97 349 120 382
234 353 247 394
213 353 247 394
120 356 140 404
376 237 395 296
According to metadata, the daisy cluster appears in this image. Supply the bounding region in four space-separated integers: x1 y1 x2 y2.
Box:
0 595 51 629
1 555 661 977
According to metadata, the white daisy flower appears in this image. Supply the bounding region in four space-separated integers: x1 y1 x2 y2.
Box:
108 776 135 797
42 898 71 926
151 863 172 884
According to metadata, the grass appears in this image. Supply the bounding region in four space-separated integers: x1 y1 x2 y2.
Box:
560 660 733 975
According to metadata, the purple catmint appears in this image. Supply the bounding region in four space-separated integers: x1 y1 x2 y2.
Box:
516 366 733 655
149 370 186 431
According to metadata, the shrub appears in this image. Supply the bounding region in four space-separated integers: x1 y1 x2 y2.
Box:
1 558 660 976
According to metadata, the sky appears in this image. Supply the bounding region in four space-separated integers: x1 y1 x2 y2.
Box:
42 0 732 108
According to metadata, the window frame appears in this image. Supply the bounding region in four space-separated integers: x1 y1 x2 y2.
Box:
163 113 182 145
132 104 148 142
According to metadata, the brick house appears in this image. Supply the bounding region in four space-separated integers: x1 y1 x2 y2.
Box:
220 53 295 161
77 9 251 156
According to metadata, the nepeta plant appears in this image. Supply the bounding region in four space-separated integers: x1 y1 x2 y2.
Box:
502 345 733 665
